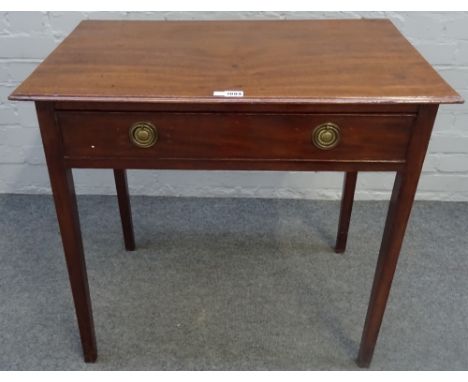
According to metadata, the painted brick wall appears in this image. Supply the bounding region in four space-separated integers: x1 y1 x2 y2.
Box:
1 11 467 200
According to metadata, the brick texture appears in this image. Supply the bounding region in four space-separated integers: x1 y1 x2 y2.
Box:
0 11 467 200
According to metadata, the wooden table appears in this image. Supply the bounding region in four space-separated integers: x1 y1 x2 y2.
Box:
10 19 463 367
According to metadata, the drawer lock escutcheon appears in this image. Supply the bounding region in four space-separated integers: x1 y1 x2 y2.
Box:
129 121 158 148
312 122 341 150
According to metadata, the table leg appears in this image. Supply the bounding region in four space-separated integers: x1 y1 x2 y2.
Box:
356 171 416 367
113 169 136 251
356 105 438 367
36 102 97 362
335 171 357 253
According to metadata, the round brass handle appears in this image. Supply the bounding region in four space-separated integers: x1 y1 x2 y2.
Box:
129 121 158 148
312 122 341 150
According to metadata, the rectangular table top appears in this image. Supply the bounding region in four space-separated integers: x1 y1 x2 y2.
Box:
10 19 462 105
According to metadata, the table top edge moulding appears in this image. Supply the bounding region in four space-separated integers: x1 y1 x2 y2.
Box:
9 18 464 368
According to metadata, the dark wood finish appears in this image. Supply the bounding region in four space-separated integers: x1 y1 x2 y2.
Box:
335 171 358 253
58 112 414 162
113 169 135 251
356 105 439 367
10 20 462 104
35 102 97 362
9 20 463 367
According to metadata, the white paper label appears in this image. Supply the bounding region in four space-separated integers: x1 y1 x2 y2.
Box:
213 90 244 97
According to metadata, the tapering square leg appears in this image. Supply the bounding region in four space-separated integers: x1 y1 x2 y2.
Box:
113 169 136 251
36 102 97 362
356 105 438 367
357 170 415 367
335 171 358 253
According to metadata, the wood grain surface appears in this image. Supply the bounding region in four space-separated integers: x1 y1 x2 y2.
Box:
9 19 462 104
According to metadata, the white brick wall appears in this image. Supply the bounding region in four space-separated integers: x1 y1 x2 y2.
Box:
1 11 467 200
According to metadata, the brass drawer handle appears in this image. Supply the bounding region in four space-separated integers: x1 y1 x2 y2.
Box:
312 122 341 150
129 121 158 148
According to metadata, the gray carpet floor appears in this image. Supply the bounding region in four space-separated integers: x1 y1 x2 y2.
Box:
0 194 467 370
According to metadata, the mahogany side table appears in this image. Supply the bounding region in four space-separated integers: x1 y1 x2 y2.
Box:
9 19 463 367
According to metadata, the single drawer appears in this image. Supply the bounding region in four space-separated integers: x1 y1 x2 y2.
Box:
58 112 415 162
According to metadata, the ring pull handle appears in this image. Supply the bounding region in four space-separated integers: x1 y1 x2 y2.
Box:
312 122 341 150
129 121 158 148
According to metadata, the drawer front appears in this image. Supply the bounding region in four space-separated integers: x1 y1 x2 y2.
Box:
58 112 414 162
